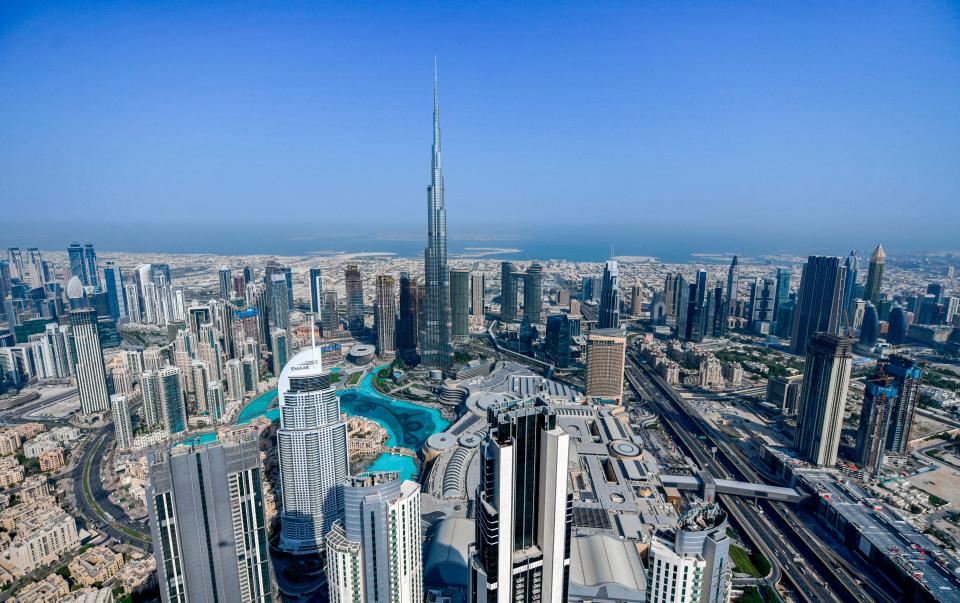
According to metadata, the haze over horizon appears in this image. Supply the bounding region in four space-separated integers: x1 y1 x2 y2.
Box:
2 1 959 251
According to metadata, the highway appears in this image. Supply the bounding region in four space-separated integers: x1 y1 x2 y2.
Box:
73 425 152 547
625 356 877 603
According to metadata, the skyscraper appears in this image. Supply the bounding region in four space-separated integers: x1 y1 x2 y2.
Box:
885 355 924 455
155 365 187 434
500 261 518 322
470 273 485 317
450 268 470 340
102 262 127 321
111 394 133 450
277 348 349 552
69 308 110 415
860 303 879 346
7 247 25 283
374 275 397 357
795 334 853 466
218 266 233 300
522 263 544 324
596 259 620 329
147 437 271 603
773 267 791 323
270 273 291 333
345 264 364 333
629 284 643 316
724 255 739 320
397 273 420 364
843 251 859 320
544 313 577 368
790 256 846 355
84 243 100 290
856 372 897 478
421 66 453 372
863 243 885 305
887 306 908 344
322 290 340 336
470 398 571 603
309 267 324 315
585 328 627 404
646 505 732 603
326 472 423 603
675 281 693 341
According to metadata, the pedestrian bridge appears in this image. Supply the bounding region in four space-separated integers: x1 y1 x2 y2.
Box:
660 473 807 503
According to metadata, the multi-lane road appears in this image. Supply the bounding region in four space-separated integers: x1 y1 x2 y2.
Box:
625 355 878 602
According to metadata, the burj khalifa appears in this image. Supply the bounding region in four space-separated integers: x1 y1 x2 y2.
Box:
420 63 453 372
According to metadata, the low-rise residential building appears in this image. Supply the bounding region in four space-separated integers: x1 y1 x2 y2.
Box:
0 430 21 456
0 497 56 530
12 573 69 603
10 423 45 441
118 554 156 594
17 476 50 503
60 586 115 603
68 545 124 587
38 448 65 472
4 507 80 576
23 437 59 458
0 457 24 487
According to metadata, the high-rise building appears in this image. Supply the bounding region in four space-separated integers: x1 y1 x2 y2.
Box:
345 264 364 333
843 251 859 321
500 261 518 322
585 328 627 404
309 267 324 315
69 308 110 415
523 263 544 324
885 355 923 455
322 290 340 336
470 398 571 603
421 68 453 372
664 272 684 326
102 262 127 321
860 303 879 346
544 313 577 368
856 372 897 478
596 260 620 329
724 256 739 319
270 274 291 333
397 273 420 364
326 472 422 603
886 306 908 344
450 269 470 340
218 266 233 300
470 273 485 317
157 366 187 434
790 256 846 355
7 247 25 283
110 394 133 450
748 277 775 327
277 348 349 552
147 437 271 603
773 267 791 324
647 505 732 603
795 334 853 466
83 243 99 290
271 329 290 375
863 243 885 305
629 284 643 316
675 281 693 341
375 275 397 356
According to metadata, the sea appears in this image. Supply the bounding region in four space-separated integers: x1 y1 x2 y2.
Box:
3 221 916 265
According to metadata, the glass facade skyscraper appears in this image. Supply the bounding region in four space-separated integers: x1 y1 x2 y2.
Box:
790 256 846 355
421 67 453 372
596 259 620 329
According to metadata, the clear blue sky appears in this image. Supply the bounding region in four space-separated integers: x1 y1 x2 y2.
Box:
1 1 959 248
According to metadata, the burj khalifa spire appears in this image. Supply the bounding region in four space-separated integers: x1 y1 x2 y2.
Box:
421 61 453 371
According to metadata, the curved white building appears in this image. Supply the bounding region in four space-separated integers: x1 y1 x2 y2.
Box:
277 348 349 553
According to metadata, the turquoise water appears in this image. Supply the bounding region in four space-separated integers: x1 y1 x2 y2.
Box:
175 432 219 447
212 364 449 481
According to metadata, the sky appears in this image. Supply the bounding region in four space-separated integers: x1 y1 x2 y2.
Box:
1 1 959 252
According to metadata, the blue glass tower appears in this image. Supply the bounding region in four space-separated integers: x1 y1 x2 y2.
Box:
421 63 453 371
